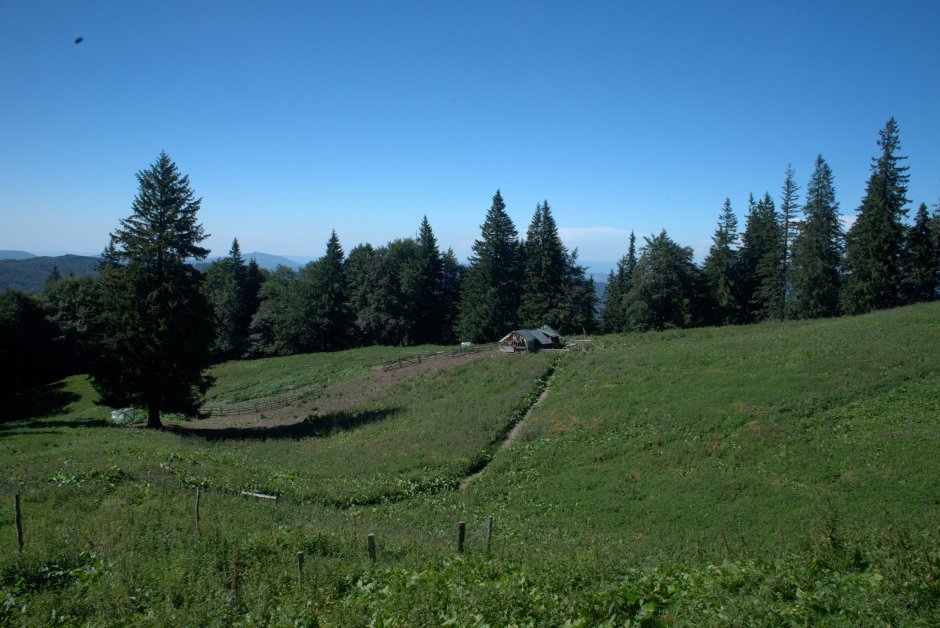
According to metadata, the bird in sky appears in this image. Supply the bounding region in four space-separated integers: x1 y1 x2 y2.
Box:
74 37 83 44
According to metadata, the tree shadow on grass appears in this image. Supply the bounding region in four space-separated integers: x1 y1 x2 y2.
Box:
165 407 400 441
1 381 82 424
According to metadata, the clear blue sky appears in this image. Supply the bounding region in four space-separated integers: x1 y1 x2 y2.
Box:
1 0 938 267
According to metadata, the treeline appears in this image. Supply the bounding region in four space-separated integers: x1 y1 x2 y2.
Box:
1 190 596 397
601 118 940 332
2 119 939 400
203 192 595 359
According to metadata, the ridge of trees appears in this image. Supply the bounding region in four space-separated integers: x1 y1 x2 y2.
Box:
3 119 940 410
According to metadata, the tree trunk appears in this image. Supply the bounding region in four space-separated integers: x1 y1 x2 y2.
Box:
147 402 162 429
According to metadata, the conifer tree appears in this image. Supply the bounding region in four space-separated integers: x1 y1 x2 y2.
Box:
439 248 463 344
600 231 635 333
779 165 801 312
518 201 567 328
456 190 520 342
623 230 702 331
789 155 843 319
89 152 214 428
411 216 445 344
905 202 938 302
203 238 257 360
844 117 910 313
703 199 740 325
297 230 351 351
750 192 786 321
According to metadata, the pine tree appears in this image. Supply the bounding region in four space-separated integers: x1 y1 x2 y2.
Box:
439 248 463 344
905 202 938 302
296 230 351 352
600 231 635 333
779 165 801 313
203 238 256 360
623 230 702 331
456 190 520 342
844 117 910 314
518 201 567 328
703 199 740 325
789 155 843 319
411 216 445 344
750 192 786 321
89 152 214 428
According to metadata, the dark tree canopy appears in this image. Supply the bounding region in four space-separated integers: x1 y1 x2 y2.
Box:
457 190 521 342
789 155 843 319
89 152 215 428
844 117 910 314
703 198 740 325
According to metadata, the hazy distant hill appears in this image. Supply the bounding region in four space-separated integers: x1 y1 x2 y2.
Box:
0 250 38 261
0 255 100 293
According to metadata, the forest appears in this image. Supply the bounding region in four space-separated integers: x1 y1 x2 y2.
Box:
1 118 938 405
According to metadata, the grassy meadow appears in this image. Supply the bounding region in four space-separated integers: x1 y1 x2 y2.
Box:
2 304 939 624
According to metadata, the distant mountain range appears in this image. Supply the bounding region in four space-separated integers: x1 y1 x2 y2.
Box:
1 251 610 303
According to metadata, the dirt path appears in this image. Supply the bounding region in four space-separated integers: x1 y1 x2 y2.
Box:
171 350 497 436
459 384 551 490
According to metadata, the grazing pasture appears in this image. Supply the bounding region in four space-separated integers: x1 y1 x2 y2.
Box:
2 304 939 624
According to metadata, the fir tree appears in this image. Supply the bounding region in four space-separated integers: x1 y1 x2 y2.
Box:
623 230 702 331
905 202 938 302
89 152 214 428
411 216 445 344
456 190 520 342
439 248 463 344
750 192 786 321
297 230 351 351
844 117 910 314
789 155 843 319
779 165 801 313
518 201 566 328
203 238 256 359
600 231 635 333
703 198 740 325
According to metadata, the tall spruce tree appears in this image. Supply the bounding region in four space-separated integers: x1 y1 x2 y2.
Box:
456 190 520 342
905 202 938 302
411 217 445 344
518 201 567 328
750 192 787 321
789 155 843 319
600 231 635 333
844 117 910 314
439 248 463 345
779 165 801 313
296 230 351 352
89 152 214 428
703 198 740 325
203 238 257 360
623 230 702 331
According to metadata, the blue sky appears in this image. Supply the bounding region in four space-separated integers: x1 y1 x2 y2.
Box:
1 1 938 268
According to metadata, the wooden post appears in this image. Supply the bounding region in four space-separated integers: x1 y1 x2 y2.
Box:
195 487 201 529
485 515 493 554
14 494 23 553
367 533 376 562
456 521 466 553
296 551 305 585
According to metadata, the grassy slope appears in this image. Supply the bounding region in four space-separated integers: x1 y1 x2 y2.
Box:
1 305 939 624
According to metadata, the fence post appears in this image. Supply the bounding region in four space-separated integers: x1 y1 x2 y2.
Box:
195 487 201 530
296 551 305 585
457 521 466 553
367 533 377 562
14 495 23 553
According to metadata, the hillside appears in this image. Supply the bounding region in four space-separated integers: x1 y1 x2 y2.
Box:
1 305 938 624
0 254 99 293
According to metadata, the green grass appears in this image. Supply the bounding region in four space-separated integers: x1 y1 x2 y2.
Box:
2 305 939 624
